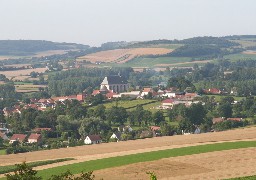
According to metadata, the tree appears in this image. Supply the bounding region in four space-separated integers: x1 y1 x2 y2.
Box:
153 111 165 125
106 107 127 125
183 103 207 125
94 105 106 120
5 162 42 180
218 102 232 118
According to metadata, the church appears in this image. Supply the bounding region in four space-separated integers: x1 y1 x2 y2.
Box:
100 75 129 93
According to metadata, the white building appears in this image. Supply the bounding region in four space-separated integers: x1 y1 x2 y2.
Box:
100 75 129 93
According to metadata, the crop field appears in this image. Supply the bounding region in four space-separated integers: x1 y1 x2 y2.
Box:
0 127 255 179
77 48 172 64
15 84 47 93
223 53 256 62
0 68 47 80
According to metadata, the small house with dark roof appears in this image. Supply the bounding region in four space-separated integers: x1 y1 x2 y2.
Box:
9 134 27 143
100 75 129 93
110 132 122 141
84 135 102 144
28 134 42 143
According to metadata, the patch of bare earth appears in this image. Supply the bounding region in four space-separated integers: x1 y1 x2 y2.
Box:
77 48 172 64
94 147 256 180
0 127 255 179
0 68 47 79
243 50 256 55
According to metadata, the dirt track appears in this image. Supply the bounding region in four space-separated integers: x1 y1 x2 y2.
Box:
0 127 255 179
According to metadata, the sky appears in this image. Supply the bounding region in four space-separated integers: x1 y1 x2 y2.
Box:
0 0 256 46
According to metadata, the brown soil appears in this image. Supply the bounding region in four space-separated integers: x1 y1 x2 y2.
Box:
243 51 256 55
0 68 47 79
0 127 255 179
94 147 256 180
77 48 172 64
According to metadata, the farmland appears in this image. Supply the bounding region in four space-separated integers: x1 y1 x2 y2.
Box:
0 127 255 179
77 48 173 64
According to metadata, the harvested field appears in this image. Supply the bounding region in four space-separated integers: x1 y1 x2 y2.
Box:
94 147 256 180
0 127 255 179
0 127 255 168
243 50 256 55
77 48 172 64
0 68 47 79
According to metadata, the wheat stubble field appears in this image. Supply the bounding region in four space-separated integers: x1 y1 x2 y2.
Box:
77 48 172 64
0 127 255 179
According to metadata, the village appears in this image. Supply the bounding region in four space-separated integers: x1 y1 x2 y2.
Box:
0 74 248 154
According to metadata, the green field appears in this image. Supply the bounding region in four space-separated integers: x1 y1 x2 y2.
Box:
0 158 74 175
228 175 256 180
97 99 160 112
205 95 245 102
223 53 256 62
11 141 253 179
0 149 6 155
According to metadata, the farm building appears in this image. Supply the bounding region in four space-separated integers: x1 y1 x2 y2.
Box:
84 135 102 144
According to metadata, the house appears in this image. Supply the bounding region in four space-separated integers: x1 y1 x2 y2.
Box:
118 125 133 132
100 75 129 93
28 134 42 143
84 135 102 144
212 117 225 125
141 88 152 97
0 132 9 140
161 99 175 109
9 134 27 143
150 126 161 131
227 118 243 122
203 88 222 95
110 132 122 141
113 91 141 99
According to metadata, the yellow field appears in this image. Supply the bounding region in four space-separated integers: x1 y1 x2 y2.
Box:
77 48 172 64
0 127 255 179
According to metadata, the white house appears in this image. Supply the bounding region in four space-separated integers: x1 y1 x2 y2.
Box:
84 135 102 144
110 132 122 141
28 134 42 144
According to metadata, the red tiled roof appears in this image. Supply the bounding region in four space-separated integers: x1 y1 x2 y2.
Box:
88 135 101 141
92 90 100 95
162 99 174 103
150 126 161 131
227 118 242 122
106 92 117 98
212 117 224 124
10 134 27 141
143 88 152 92
28 134 41 140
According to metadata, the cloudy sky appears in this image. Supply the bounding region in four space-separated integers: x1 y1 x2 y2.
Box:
0 0 255 46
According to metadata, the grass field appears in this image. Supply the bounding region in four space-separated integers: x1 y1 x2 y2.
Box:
0 150 6 155
97 99 160 112
0 158 74 175
205 95 245 102
29 141 256 179
228 175 256 180
223 53 256 62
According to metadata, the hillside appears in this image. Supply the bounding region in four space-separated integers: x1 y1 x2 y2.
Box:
77 48 172 64
0 40 89 56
